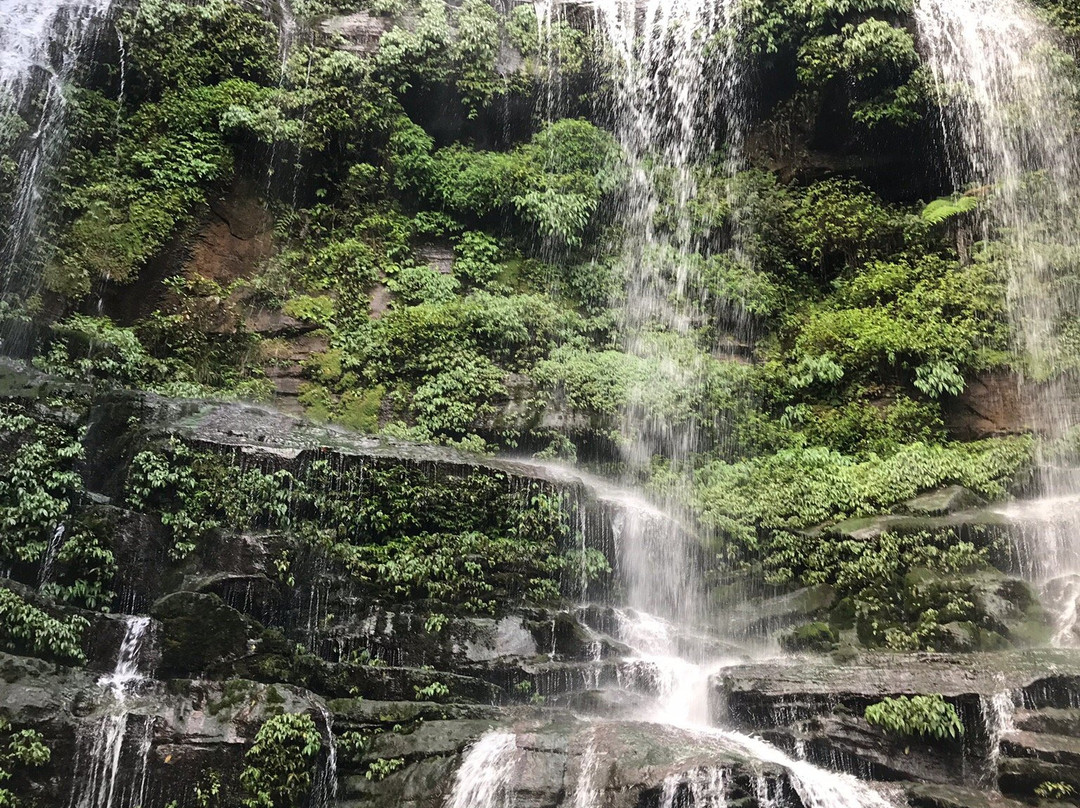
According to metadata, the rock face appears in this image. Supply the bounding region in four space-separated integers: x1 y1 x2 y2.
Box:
713 651 1080 803
3 358 1080 808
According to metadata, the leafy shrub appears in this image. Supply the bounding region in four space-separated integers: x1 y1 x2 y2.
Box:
1035 781 1077 799
0 718 51 807
864 695 964 740
693 438 1032 545
0 410 82 569
36 316 157 388
0 588 87 663
374 0 451 93
454 231 501 286
240 713 322 808
386 265 459 305
452 0 502 117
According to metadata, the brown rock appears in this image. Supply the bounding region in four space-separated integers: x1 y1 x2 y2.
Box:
944 372 1029 439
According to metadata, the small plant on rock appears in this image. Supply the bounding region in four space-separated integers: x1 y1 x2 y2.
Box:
239 713 322 808
864 695 963 741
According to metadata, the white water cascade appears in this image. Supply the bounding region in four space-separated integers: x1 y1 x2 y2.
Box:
979 690 1017 782
443 731 520 808
915 0 1080 643
0 0 114 299
534 0 750 482
311 704 339 808
452 1 903 804
71 616 154 808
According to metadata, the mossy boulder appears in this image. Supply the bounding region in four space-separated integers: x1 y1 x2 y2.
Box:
151 591 260 676
779 621 838 652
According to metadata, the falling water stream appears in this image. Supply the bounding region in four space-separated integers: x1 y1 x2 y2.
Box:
71 616 154 808
0 0 114 301
4 0 1080 805
915 0 1080 644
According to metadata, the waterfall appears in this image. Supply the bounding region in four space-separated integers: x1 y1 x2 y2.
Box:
659 767 728 807
311 704 339 808
584 0 747 477
980 690 1017 783
570 729 603 808
0 0 114 301
443 731 520 808
914 0 1080 642
71 616 154 808
721 731 898 808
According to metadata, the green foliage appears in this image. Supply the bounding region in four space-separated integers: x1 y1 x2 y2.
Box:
797 21 923 127
0 410 82 568
914 360 966 398
0 718 51 808
413 681 450 701
766 529 989 649
36 315 157 388
422 119 622 247
783 397 944 458
328 479 577 611
793 180 909 272
282 295 337 327
739 0 914 57
922 195 980 225
1035 781 1077 799
454 231 501 287
53 79 268 296
864 695 964 740
123 0 277 94
240 713 322 808
39 525 117 611
452 0 502 117
374 0 451 92
386 265 459 305
122 443 589 613
365 757 405 782
784 249 1009 390
126 440 294 559
693 438 1032 546
0 588 87 663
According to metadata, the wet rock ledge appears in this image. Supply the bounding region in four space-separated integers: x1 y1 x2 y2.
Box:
713 651 1080 805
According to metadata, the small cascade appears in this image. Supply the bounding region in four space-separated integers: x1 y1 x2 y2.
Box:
991 492 1080 645
71 616 154 808
723 731 899 808
570 729 603 808
38 522 65 586
980 690 1017 783
915 0 1080 639
311 705 339 808
608 607 732 725
443 731 520 808
659 767 728 807
0 0 115 300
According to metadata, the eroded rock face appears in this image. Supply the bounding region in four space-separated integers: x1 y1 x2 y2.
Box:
713 651 1080 803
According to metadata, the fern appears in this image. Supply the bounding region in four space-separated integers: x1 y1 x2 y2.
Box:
921 194 979 224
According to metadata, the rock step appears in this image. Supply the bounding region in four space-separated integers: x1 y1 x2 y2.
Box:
1000 729 1080 769
998 756 1080 801
1014 707 1080 737
907 783 1034 808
